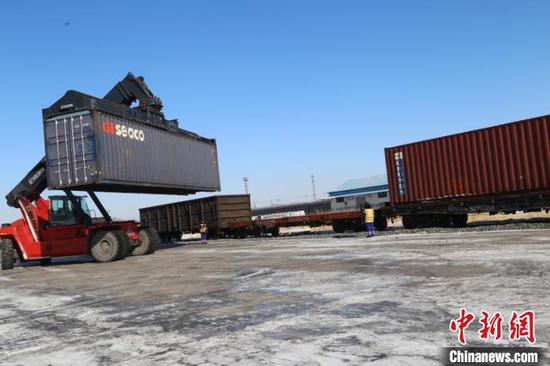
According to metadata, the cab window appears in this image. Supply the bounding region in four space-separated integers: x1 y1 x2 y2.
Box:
49 196 93 226
50 197 77 226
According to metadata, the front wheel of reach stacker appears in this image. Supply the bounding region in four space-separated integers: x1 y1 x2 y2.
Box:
132 228 161 256
90 231 125 263
0 239 15 270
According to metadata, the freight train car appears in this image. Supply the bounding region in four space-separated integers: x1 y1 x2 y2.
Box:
139 195 252 241
384 114 550 228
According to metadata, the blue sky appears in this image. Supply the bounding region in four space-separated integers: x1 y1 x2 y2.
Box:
1 1 550 220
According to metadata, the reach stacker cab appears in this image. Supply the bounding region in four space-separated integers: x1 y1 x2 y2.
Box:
0 158 161 270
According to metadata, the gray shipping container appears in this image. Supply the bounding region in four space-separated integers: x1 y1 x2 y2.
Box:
44 110 220 194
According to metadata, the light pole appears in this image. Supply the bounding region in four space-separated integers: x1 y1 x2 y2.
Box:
243 177 249 194
311 174 317 201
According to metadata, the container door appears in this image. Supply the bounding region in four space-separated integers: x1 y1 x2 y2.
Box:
44 111 97 188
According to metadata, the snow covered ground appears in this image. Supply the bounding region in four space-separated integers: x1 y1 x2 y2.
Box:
0 229 548 365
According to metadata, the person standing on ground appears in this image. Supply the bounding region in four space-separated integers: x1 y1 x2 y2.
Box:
199 222 208 244
364 204 375 238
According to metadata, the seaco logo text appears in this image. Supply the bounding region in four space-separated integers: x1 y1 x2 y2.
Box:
102 120 145 142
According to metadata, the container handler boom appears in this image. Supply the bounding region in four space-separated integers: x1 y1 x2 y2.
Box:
103 72 164 115
5 157 48 208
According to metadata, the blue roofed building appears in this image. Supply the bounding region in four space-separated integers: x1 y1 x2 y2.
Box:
328 175 390 211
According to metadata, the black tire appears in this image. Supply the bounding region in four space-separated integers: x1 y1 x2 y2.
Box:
90 231 124 263
112 230 133 260
1 239 15 270
133 228 160 256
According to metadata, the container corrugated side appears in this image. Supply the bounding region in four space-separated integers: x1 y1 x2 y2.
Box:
96 112 220 192
385 115 550 204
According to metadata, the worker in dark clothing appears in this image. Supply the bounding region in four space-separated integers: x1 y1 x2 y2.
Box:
364 204 375 237
199 222 208 244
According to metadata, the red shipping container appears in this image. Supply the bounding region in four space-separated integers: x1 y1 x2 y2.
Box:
385 115 550 205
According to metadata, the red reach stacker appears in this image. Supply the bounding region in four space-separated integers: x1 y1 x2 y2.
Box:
0 73 195 270
0 71 221 270
0 158 160 270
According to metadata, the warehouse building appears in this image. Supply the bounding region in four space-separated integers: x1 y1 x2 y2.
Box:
328 175 390 211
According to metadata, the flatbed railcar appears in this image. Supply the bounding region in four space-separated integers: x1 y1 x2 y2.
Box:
230 208 387 236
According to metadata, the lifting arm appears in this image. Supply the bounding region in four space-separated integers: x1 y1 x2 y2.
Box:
5 157 48 208
103 72 164 115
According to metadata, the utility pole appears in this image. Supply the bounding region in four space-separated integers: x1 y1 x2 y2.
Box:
311 174 317 201
243 177 249 194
